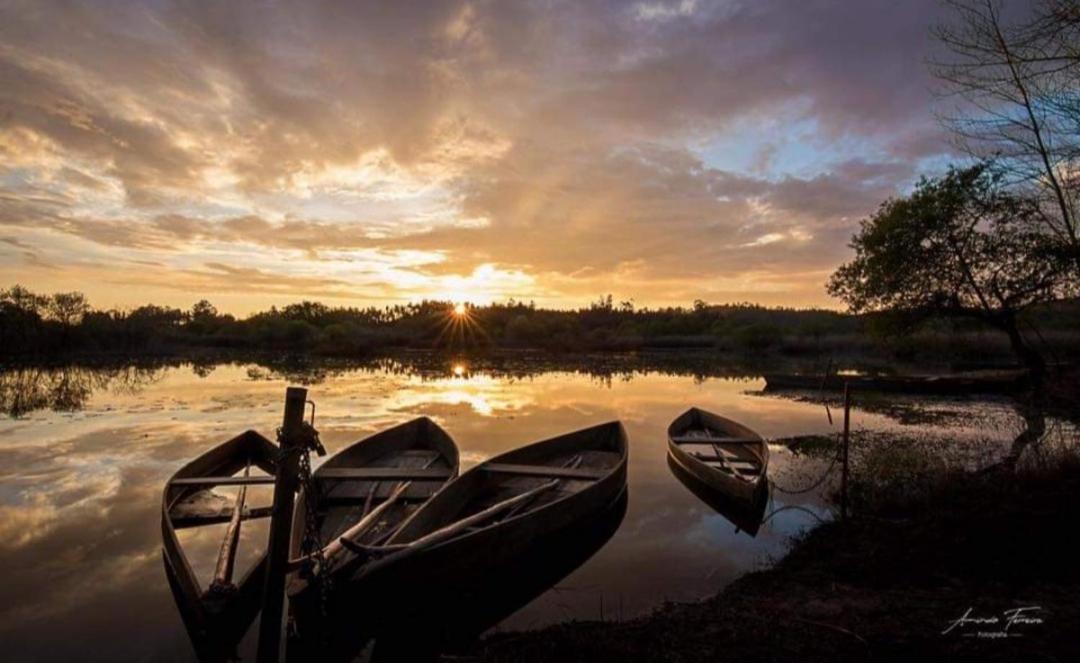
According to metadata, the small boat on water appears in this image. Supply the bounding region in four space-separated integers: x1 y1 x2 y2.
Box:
371 491 628 661
762 371 1027 395
667 407 768 502
287 416 459 590
161 430 280 660
288 420 628 655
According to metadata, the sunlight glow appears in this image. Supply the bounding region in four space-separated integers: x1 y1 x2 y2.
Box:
453 302 467 316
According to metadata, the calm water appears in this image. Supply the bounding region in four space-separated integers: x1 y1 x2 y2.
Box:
0 354 1030 661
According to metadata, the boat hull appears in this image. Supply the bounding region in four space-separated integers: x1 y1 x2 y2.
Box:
667 407 767 503
161 430 279 662
763 371 1028 395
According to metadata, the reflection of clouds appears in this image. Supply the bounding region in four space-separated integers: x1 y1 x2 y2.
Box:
0 500 59 549
0 359 1053 657
0 465 167 638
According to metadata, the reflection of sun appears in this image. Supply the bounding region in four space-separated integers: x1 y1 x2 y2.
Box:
453 303 467 316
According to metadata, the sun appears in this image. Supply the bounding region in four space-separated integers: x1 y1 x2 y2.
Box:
435 300 486 348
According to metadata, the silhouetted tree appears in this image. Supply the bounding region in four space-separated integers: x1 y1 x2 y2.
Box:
47 292 89 326
933 0 1080 270
828 163 1076 394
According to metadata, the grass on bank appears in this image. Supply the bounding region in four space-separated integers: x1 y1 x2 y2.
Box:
471 442 1080 663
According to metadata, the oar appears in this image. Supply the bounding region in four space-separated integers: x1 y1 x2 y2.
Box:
350 454 444 547
500 454 581 522
209 460 249 594
288 453 442 571
340 478 561 561
360 481 379 519
326 480 412 561
707 443 755 483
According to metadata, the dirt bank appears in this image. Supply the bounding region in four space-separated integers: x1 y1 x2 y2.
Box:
471 454 1080 662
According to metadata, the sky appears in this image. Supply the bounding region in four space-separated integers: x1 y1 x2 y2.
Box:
0 0 964 314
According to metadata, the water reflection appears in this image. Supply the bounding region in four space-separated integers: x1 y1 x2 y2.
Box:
668 455 768 537
0 363 165 417
0 356 1042 662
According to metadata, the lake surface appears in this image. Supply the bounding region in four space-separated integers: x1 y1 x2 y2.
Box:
0 353 1032 661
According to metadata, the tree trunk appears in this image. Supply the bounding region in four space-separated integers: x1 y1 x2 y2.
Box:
999 311 1047 401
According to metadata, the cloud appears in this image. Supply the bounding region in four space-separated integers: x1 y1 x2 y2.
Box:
0 0 957 310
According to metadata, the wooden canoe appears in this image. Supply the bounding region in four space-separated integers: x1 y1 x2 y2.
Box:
371 489 628 660
287 416 459 594
667 407 768 502
161 430 279 661
288 421 627 657
762 371 1027 395
667 453 768 536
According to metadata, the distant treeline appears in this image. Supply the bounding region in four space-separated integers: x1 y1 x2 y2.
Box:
3 286 1078 362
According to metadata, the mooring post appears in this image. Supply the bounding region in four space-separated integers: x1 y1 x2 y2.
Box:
840 381 851 521
257 386 308 663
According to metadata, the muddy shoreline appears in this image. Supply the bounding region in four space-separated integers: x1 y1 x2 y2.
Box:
470 454 1080 662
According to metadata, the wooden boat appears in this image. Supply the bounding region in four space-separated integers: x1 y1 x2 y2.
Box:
667 407 768 502
667 453 768 536
288 420 627 658
371 490 628 660
762 371 1027 395
161 430 280 661
286 416 459 593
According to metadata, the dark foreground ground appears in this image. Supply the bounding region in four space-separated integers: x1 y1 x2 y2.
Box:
471 453 1080 663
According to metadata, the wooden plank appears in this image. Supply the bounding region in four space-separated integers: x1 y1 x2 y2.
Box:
321 494 432 509
705 463 759 476
171 475 276 487
691 455 760 467
316 467 453 481
481 463 607 480
399 449 440 458
671 436 760 445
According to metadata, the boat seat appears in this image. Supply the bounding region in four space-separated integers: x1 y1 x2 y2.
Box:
170 475 276 487
317 467 454 481
706 463 759 475
481 463 608 480
691 454 760 468
671 435 760 444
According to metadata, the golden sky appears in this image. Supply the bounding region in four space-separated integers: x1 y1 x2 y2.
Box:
0 0 953 314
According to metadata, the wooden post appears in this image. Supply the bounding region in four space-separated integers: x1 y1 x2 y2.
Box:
256 387 308 663
840 381 851 521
